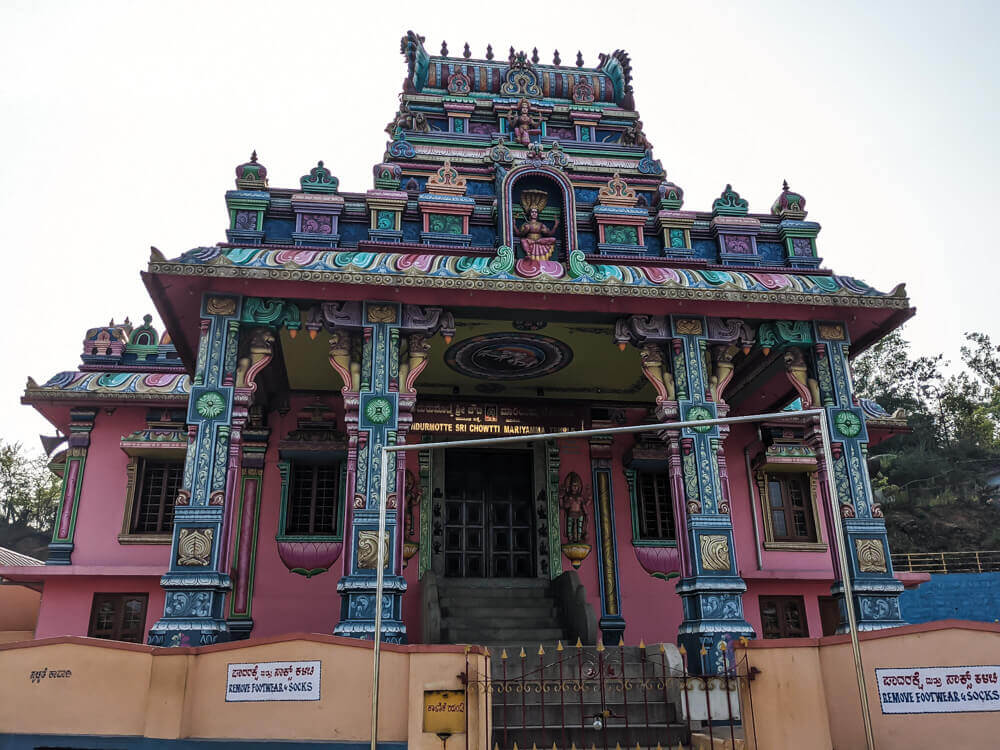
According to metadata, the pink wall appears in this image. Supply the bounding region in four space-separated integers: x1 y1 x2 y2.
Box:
35 576 164 639
70 408 173 568
240 395 346 637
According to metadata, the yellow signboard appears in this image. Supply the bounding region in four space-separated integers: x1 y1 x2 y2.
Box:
422 689 466 735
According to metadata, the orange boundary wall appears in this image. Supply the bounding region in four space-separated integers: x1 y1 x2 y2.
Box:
0 633 489 748
736 620 1000 749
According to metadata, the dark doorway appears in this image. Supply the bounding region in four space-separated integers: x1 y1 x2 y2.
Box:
444 450 535 577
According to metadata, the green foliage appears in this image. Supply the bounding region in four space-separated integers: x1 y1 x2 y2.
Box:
0 441 62 534
853 331 1000 551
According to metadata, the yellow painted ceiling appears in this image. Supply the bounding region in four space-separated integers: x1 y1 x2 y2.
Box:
280 319 654 403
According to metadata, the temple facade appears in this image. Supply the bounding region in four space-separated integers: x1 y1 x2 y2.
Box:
4 32 920 673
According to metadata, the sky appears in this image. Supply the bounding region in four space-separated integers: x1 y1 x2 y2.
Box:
1 0 997 452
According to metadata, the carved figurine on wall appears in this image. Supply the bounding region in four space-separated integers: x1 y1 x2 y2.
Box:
639 342 676 402
385 97 430 136
620 119 652 150
516 189 560 261
508 98 541 146
783 347 821 408
560 471 587 544
397 333 432 393
404 469 421 539
328 330 361 392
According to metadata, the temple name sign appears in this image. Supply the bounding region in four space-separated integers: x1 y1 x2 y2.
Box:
876 666 1000 714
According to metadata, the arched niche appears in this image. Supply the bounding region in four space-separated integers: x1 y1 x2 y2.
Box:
501 166 577 260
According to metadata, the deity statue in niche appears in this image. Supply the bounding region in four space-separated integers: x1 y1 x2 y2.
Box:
508 98 541 146
560 471 587 544
620 119 652 150
515 189 560 261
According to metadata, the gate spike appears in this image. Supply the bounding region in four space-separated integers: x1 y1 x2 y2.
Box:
575 637 583 649
532 744 539 750
520 646 527 659
676 645 684 655
553 744 559 750
501 649 508 660
571 744 578 750
618 636 625 647
494 745 500 750
615 744 622 750
639 638 646 649
596 641 605 652
538 644 545 656
483 646 491 656
635 744 642 750
513 743 519 750
557 640 564 651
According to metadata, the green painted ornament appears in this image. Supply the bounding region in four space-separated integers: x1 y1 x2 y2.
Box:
686 404 713 433
195 391 226 419
834 409 862 438
365 397 393 425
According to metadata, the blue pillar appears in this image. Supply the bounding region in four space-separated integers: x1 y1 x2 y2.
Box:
149 295 242 646
668 317 753 673
813 322 905 630
324 302 452 643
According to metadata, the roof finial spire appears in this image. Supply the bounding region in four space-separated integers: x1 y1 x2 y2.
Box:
782 179 790 191
553 50 561 65
509 46 515 64
531 47 539 63
576 51 584 67
463 42 471 59
441 40 448 56
486 44 494 60
250 150 258 162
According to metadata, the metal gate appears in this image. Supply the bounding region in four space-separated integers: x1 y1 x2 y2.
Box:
468 641 754 750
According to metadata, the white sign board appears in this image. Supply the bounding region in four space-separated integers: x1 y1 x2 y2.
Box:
226 660 321 702
876 666 1000 714
679 677 741 721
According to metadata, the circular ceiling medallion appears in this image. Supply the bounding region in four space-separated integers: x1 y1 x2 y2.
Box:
445 333 573 381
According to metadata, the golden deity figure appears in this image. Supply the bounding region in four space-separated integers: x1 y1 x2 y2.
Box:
515 189 560 261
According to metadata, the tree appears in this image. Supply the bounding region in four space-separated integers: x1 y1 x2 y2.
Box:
852 331 1000 552
0 441 62 557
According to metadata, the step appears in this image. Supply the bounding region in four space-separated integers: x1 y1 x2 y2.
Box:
440 599 559 614
446 627 566 643
442 611 560 626
439 577 551 590
440 595 557 610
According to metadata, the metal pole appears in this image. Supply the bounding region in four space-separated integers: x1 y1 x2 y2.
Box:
367 407 876 750
370 446 391 750
818 409 876 750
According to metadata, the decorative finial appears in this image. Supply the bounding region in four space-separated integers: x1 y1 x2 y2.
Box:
553 50 561 65
576 51 584 67
782 178 790 191
509 46 515 63
441 40 448 56
250 150 258 162
531 47 539 63
486 44 494 60
463 42 471 59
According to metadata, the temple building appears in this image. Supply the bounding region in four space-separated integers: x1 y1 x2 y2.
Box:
2 32 921 674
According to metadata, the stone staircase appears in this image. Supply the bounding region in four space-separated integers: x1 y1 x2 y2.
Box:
438 577 568 647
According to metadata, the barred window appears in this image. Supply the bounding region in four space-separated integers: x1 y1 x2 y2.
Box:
765 473 816 542
637 472 675 541
88 593 148 643
759 595 808 639
131 459 182 534
285 462 341 536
